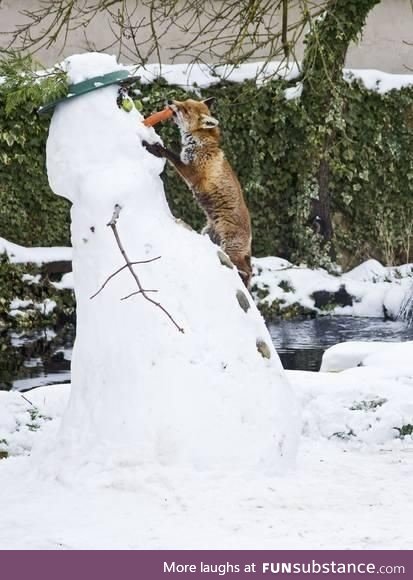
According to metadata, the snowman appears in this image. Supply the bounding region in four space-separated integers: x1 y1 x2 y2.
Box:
44 52 298 472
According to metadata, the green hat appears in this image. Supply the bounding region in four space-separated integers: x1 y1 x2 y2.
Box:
37 69 140 115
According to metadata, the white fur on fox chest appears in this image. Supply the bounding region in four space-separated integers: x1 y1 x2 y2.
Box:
180 132 198 164
180 133 225 167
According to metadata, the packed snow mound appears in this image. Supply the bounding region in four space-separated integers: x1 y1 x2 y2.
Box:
45 52 298 475
321 340 413 373
62 53 125 84
290 367 413 445
342 259 387 282
0 385 70 457
310 340 413 444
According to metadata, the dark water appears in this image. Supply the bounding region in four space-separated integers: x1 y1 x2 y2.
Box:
0 325 74 392
268 317 413 371
2 317 413 391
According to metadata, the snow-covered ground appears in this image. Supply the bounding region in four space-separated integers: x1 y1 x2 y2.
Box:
0 338 412 550
0 439 411 550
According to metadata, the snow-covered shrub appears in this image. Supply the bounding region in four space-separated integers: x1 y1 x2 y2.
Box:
0 242 74 329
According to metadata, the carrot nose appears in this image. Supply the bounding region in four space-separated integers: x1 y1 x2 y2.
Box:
143 108 174 127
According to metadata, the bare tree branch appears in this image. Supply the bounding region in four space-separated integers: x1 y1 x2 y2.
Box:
1 0 333 74
93 204 184 333
90 256 161 299
121 289 158 300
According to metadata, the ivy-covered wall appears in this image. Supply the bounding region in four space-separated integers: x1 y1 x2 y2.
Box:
139 76 413 267
0 57 70 247
0 59 412 268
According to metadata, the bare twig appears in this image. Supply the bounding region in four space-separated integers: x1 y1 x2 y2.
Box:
1 0 332 76
20 393 34 406
96 204 184 333
121 289 158 300
108 203 122 225
90 256 161 299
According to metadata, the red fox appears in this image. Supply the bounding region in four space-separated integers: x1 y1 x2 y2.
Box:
143 98 252 288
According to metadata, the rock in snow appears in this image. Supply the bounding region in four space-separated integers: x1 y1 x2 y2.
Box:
45 53 298 473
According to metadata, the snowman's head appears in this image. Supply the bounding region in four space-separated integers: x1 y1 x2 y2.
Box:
46 53 155 204
39 53 140 115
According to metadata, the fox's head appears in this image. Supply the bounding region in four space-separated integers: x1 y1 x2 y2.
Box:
167 98 219 134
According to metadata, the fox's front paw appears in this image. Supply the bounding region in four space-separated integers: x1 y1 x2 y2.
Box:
142 140 165 158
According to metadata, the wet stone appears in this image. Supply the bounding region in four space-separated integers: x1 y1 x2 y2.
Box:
174 218 194 231
236 289 250 313
217 250 234 269
256 338 271 359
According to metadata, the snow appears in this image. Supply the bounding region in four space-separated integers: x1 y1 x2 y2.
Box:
123 61 413 95
45 52 298 473
21 273 41 285
253 256 413 319
342 258 387 282
0 353 412 549
0 236 72 264
0 443 411 550
12 373 71 393
0 385 70 457
321 340 413 374
51 272 74 290
343 68 413 94
62 52 126 84
9 298 32 310
129 61 301 89
4 57 413 103
8 297 57 317
297 368 413 445
284 82 303 100
10 328 56 348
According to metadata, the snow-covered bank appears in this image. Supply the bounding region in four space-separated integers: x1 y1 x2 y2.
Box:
2 245 413 325
252 257 413 320
0 237 72 265
0 238 74 328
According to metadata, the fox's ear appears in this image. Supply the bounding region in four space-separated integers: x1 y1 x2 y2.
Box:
201 114 219 129
203 97 216 110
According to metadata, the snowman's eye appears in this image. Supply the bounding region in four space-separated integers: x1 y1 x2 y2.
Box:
116 87 126 109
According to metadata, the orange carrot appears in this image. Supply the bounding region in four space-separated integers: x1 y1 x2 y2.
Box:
143 108 173 127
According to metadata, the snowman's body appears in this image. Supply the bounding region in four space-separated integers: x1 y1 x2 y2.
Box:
46 53 298 471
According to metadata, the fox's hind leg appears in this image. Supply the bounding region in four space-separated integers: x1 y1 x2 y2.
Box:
228 253 252 289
